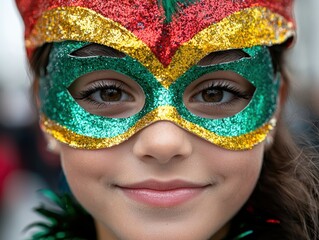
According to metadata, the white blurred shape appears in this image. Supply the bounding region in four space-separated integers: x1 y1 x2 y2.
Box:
0 0 35 126
0 0 29 87
287 0 319 89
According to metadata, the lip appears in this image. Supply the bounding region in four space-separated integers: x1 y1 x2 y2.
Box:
117 180 210 207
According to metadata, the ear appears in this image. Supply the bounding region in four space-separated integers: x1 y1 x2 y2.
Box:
43 132 61 155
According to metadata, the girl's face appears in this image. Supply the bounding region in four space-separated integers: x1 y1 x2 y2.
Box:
45 43 277 240
58 124 265 240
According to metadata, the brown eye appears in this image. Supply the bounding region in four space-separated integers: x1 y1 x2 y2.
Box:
69 70 145 118
100 88 122 102
184 72 255 119
89 86 131 103
202 89 223 102
192 87 234 104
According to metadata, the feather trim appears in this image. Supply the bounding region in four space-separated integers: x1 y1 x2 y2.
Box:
25 189 96 240
157 0 199 22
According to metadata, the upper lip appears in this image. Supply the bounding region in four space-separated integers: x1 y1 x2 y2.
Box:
117 180 211 191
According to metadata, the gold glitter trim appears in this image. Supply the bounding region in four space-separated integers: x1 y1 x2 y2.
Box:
40 106 275 150
28 6 294 88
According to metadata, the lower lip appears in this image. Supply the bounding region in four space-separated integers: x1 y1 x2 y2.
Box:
120 187 206 207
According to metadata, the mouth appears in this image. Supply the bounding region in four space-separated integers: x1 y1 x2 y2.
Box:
116 180 211 207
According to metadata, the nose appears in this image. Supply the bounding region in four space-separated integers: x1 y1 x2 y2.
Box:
132 121 193 164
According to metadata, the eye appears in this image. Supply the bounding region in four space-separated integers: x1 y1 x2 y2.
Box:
184 72 255 119
68 71 145 118
192 87 235 104
82 82 133 103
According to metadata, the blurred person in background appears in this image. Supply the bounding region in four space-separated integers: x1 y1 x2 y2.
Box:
11 0 319 239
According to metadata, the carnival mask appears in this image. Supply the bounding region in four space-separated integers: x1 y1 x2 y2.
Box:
16 0 295 150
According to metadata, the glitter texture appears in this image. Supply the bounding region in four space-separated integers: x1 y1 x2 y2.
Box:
17 0 295 62
40 42 278 150
15 0 293 150
40 107 275 150
28 6 293 87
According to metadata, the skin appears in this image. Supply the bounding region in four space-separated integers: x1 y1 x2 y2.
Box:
45 46 282 240
52 122 265 240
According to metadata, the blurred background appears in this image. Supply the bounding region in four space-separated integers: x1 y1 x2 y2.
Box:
0 0 318 239
0 1 63 239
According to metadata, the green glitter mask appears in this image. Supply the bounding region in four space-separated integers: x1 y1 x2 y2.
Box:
39 41 279 150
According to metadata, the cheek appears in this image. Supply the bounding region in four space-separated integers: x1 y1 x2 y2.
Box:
58 145 122 200
59 142 128 174
200 143 264 205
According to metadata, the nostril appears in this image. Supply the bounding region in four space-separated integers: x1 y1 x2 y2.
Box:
142 155 155 161
171 154 184 161
132 121 193 164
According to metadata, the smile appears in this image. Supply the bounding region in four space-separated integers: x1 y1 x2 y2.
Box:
116 180 211 207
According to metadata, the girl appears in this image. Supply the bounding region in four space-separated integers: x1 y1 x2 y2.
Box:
16 0 319 239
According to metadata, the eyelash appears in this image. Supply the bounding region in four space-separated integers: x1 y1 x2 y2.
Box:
74 81 125 104
196 82 253 101
73 81 252 108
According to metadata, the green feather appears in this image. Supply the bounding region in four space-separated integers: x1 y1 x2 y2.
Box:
158 0 199 23
24 190 96 240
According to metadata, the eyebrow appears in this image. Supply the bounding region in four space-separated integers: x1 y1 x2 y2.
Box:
197 49 250 66
69 43 126 58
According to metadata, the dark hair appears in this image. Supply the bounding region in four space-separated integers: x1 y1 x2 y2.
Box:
30 43 319 239
253 46 319 239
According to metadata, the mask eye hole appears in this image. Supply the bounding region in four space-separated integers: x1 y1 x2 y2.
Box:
183 71 255 119
197 49 250 67
68 70 145 118
69 43 126 58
